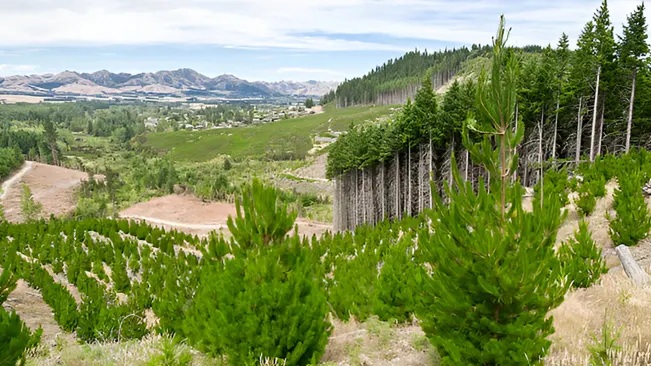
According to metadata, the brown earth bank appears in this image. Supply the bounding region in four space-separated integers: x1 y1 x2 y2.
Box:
119 194 332 238
2 162 91 223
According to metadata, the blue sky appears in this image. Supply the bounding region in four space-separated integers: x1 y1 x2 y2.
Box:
0 0 647 81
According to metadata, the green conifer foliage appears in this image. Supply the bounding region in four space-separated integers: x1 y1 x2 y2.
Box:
372 233 421 323
576 190 597 217
185 182 330 365
0 269 41 365
534 168 570 209
185 242 331 366
609 170 651 246
0 308 37 366
328 243 379 322
416 17 569 365
227 178 297 249
559 220 607 288
111 255 131 293
20 184 42 223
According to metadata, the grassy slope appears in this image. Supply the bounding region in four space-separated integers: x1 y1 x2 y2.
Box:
145 105 395 162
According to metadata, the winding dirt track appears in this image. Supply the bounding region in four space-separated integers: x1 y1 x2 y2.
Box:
1 162 90 223
1 161 32 199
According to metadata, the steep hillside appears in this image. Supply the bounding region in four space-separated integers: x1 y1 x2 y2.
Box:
322 45 542 106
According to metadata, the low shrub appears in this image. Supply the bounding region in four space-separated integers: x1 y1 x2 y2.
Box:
609 171 651 246
184 242 331 365
558 220 607 288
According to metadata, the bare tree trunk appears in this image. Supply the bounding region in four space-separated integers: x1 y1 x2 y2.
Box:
395 153 400 219
464 149 469 181
448 136 454 189
513 102 519 182
552 94 560 160
381 162 385 221
590 65 601 162
355 170 360 228
597 98 605 157
523 145 529 187
429 134 433 209
362 170 366 224
408 145 412 217
626 68 637 153
616 245 651 287
418 144 423 212
333 178 339 231
576 96 583 163
539 110 544 207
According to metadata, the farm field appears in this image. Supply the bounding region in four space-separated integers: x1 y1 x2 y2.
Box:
145 104 396 162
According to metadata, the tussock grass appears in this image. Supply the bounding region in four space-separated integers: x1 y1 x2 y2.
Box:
547 272 651 363
27 333 217 366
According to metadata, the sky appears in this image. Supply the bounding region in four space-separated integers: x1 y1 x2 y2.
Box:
0 0 647 81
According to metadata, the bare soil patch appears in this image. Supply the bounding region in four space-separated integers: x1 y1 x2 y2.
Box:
4 278 65 341
308 105 325 114
2 162 90 223
120 194 332 238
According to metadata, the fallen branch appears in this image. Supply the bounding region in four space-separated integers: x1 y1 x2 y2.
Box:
615 245 651 287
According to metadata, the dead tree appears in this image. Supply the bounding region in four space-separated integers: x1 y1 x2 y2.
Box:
590 65 601 162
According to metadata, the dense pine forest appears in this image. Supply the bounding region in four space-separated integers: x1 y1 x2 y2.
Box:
320 44 542 107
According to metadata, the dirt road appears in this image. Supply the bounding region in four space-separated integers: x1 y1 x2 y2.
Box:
1 161 33 199
1 162 90 222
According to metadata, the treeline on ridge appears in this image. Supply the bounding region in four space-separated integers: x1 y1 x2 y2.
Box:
320 44 542 107
327 0 651 178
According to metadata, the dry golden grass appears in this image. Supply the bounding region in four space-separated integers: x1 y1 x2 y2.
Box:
547 271 651 364
27 333 217 366
321 316 436 365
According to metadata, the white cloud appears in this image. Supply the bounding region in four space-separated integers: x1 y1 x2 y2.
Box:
0 0 646 50
277 67 346 76
0 64 37 75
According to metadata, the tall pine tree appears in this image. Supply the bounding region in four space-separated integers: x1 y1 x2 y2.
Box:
619 3 649 152
417 17 568 365
590 0 616 159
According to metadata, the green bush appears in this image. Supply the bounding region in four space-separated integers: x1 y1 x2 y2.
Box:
0 308 39 366
558 220 607 288
609 171 651 246
0 269 41 365
328 244 379 322
534 168 570 209
184 242 331 365
20 184 43 223
227 178 297 249
576 190 597 217
372 236 421 323
111 255 131 293
185 182 330 365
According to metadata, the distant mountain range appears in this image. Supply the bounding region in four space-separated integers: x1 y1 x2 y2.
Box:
0 68 339 98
